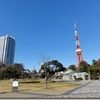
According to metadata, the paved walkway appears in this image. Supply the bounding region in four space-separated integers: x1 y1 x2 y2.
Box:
49 80 100 99
0 80 100 99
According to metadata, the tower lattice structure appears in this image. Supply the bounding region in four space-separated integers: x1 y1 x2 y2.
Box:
74 22 83 66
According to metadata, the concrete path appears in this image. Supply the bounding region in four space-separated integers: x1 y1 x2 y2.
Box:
51 80 100 99
0 80 100 99
68 80 100 94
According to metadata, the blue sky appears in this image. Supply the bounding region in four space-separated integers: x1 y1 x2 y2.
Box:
0 0 100 71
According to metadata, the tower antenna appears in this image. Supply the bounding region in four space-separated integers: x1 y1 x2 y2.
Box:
74 21 83 66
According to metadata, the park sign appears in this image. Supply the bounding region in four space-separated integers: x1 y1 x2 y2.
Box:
12 80 18 87
12 80 18 92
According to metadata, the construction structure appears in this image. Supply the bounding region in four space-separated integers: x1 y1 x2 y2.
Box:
74 21 83 66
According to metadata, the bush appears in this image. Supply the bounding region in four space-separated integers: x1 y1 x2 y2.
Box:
75 78 83 80
19 81 40 84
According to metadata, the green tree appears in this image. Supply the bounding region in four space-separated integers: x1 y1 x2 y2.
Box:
6 63 24 79
88 58 100 80
88 66 100 80
78 61 89 72
68 64 76 71
40 60 64 78
0 63 6 79
92 59 97 66
97 58 100 67
39 60 64 88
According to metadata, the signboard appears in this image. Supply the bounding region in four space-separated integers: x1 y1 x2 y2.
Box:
12 81 18 87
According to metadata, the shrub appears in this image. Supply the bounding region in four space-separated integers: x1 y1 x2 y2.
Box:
75 78 83 80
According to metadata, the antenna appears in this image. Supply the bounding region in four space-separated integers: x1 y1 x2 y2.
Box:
74 21 83 66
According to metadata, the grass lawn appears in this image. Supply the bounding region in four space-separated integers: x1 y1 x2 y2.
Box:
0 79 80 94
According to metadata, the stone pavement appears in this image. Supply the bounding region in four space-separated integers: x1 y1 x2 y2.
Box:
0 80 100 99
59 80 100 99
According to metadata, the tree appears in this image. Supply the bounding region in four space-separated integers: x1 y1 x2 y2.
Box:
97 58 100 68
0 63 6 79
40 60 64 78
88 58 100 80
68 64 76 71
49 60 64 71
92 59 97 66
88 66 100 80
78 61 89 72
39 60 64 88
6 63 24 79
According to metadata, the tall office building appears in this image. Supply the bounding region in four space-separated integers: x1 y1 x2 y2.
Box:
0 34 15 65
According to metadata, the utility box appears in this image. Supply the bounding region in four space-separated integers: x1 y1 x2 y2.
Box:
12 79 18 92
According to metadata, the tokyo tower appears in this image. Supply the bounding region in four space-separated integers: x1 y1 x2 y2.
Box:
74 21 83 66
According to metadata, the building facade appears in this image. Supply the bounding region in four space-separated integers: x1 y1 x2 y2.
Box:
53 69 90 81
0 35 15 65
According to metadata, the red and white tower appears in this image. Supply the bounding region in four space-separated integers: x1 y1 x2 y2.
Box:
74 21 83 66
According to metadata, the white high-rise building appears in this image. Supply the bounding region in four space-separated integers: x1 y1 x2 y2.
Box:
0 35 15 65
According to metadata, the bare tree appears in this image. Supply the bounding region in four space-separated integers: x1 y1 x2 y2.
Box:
40 55 51 88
